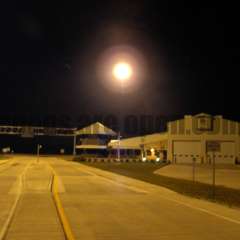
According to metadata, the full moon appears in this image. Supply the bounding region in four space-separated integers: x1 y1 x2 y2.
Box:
112 62 133 81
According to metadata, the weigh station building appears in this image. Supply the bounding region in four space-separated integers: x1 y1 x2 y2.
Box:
75 113 240 164
1 113 239 164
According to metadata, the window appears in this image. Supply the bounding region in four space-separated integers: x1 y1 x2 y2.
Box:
196 116 212 131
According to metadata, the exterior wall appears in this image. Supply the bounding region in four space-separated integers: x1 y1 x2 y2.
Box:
108 114 240 164
167 114 240 164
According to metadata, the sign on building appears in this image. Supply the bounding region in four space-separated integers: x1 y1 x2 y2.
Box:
207 141 221 152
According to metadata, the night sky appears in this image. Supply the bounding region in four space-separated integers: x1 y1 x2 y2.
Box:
0 1 239 128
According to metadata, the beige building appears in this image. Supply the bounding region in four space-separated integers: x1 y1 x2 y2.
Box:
75 122 117 157
168 113 240 164
109 113 240 164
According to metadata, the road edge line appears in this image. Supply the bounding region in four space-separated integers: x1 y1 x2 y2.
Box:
0 162 30 240
0 177 22 240
159 195 240 225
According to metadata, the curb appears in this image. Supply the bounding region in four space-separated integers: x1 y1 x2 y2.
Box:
50 166 76 240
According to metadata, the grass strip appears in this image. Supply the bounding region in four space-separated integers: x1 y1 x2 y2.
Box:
79 161 240 208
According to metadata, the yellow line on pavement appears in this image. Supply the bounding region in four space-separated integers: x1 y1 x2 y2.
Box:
50 166 76 240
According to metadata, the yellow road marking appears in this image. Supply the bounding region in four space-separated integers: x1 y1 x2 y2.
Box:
49 165 76 240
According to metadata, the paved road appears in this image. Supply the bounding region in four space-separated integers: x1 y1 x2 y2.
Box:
47 157 240 240
0 156 64 240
1 156 240 240
0 157 28 233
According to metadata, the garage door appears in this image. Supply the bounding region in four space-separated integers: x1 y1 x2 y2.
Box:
173 141 201 163
207 141 235 164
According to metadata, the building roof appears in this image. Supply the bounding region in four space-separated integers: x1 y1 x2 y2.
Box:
76 122 117 136
194 113 213 118
108 132 168 149
75 145 107 149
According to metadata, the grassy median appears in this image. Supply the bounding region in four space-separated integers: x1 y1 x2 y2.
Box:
79 161 240 208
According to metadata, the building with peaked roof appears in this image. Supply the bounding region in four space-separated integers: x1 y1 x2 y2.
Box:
75 122 117 156
75 122 117 136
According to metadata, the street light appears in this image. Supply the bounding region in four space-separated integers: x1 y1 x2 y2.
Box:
37 144 42 163
112 61 133 161
112 62 133 81
98 45 145 94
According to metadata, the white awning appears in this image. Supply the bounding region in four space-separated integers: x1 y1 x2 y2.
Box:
108 133 168 150
108 138 141 149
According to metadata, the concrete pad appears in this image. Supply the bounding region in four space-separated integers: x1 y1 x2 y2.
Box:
2 156 240 240
0 157 65 240
154 164 240 189
5 193 64 240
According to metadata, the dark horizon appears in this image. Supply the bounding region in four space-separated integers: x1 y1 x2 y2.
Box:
0 1 239 124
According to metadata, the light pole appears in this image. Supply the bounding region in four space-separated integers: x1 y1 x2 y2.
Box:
37 144 42 163
117 132 121 161
212 150 216 199
112 61 133 161
73 134 76 156
192 157 196 182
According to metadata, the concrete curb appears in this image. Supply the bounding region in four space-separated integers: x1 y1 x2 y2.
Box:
50 166 76 240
